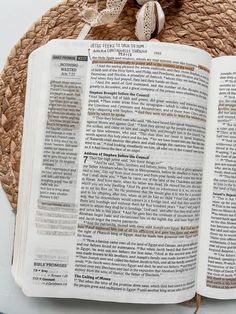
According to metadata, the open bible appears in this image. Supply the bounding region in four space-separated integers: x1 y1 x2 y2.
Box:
12 40 236 303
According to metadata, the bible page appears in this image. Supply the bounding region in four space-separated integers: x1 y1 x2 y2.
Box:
197 56 236 299
15 40 211 303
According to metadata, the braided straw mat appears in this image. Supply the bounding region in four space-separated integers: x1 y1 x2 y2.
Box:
0 0 236 211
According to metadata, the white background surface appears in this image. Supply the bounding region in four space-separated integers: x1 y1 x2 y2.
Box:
0 1 236 313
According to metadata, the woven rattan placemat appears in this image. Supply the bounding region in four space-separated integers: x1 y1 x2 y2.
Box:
0 0 236 210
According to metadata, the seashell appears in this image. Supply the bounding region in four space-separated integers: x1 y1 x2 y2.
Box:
135 1 165 41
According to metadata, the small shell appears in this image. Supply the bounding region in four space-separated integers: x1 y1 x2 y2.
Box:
135 1 165 41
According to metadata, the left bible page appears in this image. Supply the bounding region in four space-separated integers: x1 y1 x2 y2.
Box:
12 40 211 303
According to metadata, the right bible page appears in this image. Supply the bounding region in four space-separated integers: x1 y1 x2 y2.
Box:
197 56 236 299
